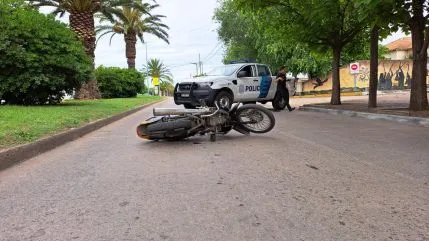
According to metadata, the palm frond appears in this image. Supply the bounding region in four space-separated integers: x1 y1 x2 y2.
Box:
96 30 114 46
137 32 144 43
95 24 117 33
109 32 118 45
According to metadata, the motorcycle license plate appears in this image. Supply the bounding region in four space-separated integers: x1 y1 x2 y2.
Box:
181 93 189 97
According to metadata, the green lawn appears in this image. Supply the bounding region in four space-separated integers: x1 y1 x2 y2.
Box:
0 95 163 150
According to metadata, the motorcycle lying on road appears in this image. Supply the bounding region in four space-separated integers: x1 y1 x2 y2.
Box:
136 96 276 142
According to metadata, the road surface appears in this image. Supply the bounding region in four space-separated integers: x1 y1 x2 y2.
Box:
1 98 428 241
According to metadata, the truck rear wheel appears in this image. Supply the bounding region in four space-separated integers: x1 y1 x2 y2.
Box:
272 91 286 110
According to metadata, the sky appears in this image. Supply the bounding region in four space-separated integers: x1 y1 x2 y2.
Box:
40 0 408 87
42 0 225 87
93 0 225 86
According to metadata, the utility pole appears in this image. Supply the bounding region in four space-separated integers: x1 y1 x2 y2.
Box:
145 42 150 94
191 62 198 76
198 53 202 75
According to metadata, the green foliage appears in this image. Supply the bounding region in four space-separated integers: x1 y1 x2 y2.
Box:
96 4 169 45
0 2 93 105
159 81 174 94
214 0 381 79
213 0 259 64
95 66 145 98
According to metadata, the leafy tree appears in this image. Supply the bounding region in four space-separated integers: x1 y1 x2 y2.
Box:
95 66 145 98
0 2 92 105
213 0 259 64
396 0 429 111
141 58 173 86
29 0 146 99
233 0 369 105
95 3 169 69
359 0 399 108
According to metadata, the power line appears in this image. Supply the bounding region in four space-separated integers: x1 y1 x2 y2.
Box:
201 42 222 62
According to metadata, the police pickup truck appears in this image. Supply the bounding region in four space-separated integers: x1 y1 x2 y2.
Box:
173 62 295 110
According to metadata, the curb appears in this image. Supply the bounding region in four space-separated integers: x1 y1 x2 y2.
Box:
0 99 165 172
292 92 363 98
299 106 429 127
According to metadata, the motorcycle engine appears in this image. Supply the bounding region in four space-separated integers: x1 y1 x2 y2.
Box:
208 115 228 126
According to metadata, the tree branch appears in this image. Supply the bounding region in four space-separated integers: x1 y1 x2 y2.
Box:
420 27 429 55
339 0 352 36
341 23 367 46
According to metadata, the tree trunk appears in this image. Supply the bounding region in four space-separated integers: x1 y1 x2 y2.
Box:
69 11 101 99
125 33 137 69
368 25 379 108
408 0 428 111
330 46 342 105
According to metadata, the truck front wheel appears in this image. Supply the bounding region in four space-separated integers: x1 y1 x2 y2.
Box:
213 90 233 109
183 104 196 109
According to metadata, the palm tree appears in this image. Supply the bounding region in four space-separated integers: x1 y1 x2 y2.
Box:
159 81 174 96
95 4 169 69
142 58 173 87
28 0 146 99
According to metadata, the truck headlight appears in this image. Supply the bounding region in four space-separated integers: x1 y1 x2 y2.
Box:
198 82 213 88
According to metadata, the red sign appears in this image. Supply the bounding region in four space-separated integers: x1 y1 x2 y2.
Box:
349 62 359 74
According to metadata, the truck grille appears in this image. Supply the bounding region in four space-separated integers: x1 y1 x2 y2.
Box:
179 83 192 91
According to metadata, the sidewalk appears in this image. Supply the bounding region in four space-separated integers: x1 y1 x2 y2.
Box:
300 91 429 118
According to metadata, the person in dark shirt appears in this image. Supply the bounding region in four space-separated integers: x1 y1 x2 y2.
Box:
275 65 295 112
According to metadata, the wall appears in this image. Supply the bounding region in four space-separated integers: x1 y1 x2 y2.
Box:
386 50 412 60
302 60 429 93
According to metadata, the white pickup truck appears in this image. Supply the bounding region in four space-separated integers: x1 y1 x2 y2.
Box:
173 62 295 110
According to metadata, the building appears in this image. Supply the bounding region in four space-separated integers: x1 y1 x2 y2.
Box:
384 37 413 60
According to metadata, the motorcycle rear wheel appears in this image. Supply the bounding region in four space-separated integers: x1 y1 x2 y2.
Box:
137 118 193 141
235 104 275 134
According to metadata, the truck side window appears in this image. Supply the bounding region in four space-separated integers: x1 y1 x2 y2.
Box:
239 65 253 77
257 65 269 76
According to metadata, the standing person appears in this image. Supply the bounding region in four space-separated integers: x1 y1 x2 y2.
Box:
275 65 295 112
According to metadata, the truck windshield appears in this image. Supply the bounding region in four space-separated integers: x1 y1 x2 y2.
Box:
205 65 241 76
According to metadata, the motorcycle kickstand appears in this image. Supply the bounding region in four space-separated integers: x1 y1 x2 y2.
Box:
210 132 216 142
209 127 218 142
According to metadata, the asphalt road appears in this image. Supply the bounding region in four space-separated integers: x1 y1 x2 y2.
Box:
1 98 428 241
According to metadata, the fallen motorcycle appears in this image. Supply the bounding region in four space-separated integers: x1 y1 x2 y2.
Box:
136 100 275 142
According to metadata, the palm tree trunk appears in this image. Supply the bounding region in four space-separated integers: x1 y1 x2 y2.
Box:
125 33 137 69
69 11 101 99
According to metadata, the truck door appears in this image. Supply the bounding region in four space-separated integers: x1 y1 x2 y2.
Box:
254 64 274 100
235 64 259 101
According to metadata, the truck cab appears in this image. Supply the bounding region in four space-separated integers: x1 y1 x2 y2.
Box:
173 62 294 110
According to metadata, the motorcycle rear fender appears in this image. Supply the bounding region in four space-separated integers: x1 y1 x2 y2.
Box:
232 124 250 135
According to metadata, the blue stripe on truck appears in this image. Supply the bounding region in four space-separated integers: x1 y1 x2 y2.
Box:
258 75 272 98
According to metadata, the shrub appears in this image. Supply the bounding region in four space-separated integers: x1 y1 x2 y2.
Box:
0 2 93 105
95 66 145 98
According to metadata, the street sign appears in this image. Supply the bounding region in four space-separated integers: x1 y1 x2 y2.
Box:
350 62 360 74
152 77 159 86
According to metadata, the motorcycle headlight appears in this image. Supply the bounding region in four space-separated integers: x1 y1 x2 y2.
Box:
198 82 213 88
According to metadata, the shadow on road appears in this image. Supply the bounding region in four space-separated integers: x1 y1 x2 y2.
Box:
137 133 279 148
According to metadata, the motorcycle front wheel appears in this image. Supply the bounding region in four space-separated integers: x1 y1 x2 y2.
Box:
235 104 275 134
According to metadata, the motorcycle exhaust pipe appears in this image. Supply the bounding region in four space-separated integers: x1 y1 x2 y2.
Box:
153 108 211 116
